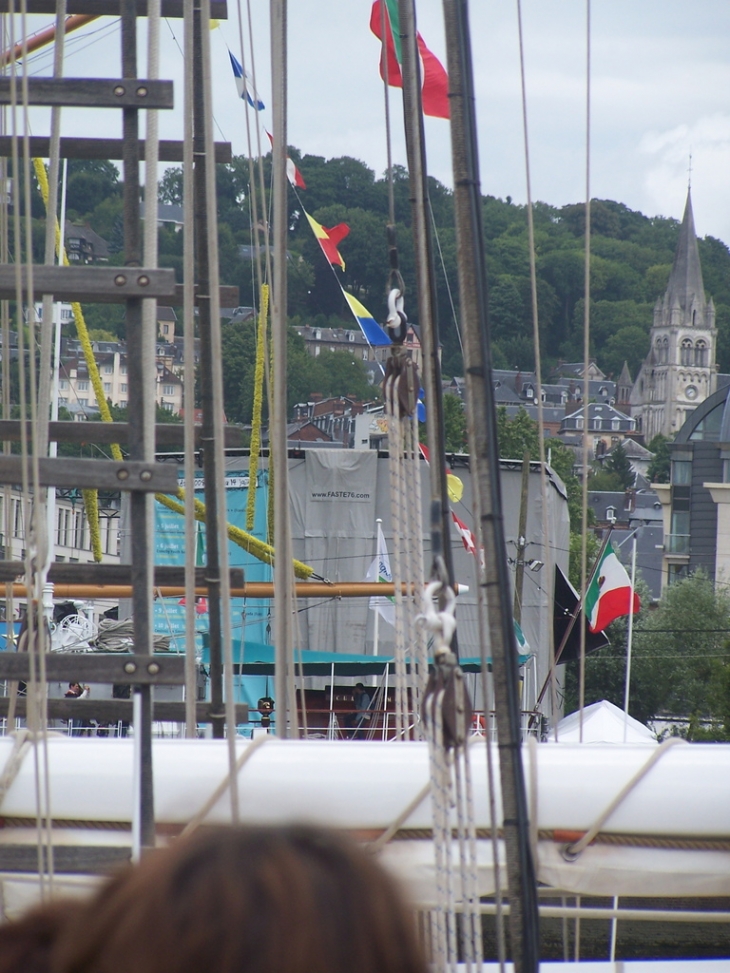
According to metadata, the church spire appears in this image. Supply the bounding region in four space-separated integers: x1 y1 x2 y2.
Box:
663 188 706 321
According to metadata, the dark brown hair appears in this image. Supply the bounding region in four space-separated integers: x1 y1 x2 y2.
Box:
53 825 425 973
0 900 83 973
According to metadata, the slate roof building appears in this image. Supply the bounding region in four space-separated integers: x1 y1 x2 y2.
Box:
652 383 730 590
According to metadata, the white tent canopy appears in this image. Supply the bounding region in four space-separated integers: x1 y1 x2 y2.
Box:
555 699 657 744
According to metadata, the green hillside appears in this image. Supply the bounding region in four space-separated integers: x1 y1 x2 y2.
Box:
25 154 730 416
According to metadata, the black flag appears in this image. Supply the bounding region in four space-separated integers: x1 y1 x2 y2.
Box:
553 564 610 662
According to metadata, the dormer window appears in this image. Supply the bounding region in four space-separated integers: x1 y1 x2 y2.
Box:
605 506 616 523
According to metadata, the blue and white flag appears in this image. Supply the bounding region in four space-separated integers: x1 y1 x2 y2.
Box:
366 523 395 627
228 50 265 110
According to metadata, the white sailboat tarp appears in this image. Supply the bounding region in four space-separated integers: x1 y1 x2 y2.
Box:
0 737 727 900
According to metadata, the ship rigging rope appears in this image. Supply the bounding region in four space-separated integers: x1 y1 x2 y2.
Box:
563 736 686 860
35 160 317 582
34 157 111 563
182 0 196 736
179 732 268 838
9 4 56 894
421 579 482 971
246 284 268 531
578 0 592 741
515 0 557 739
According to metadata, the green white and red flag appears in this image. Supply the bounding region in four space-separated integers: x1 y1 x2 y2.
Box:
584 542 640 633
369 0 450 119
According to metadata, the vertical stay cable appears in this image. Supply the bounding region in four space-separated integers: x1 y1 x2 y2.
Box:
440 0 540 968
270 0 297 739
396 0 457 618
201 0 240 816
36 0 66 468
0 15 15 709
18 0 55 893
192 0 224 739
515 0 556 731
379 0 395 227
579 0 592 742
182 0 196 737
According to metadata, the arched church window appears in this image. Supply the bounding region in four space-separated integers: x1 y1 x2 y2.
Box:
662 337 669 363
695 340 707 367
681 338 693 366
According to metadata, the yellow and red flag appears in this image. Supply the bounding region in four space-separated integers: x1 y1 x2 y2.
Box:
304 211 349 271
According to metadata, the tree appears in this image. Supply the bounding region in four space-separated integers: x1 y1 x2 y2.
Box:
66 161 120 217
442 392 466 452
496 406 539 460
603 442 635 489
564 572 730 732
646 434 671 483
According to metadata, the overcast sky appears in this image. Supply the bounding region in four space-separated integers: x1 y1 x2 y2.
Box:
21 1 730 243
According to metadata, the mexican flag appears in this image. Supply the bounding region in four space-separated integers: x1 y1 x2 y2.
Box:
584 542 640 633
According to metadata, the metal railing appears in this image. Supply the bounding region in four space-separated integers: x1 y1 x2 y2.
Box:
666 533 690 554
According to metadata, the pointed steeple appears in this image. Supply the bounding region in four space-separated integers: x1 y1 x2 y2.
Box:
664 189 706 321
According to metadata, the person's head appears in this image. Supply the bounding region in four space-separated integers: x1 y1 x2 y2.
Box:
53 825 425 973
0 899 83 973
355 682 364 691
67 683 81 692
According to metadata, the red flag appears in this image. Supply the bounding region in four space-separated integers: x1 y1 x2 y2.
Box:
369 0 449 120
265 130 307 189
452 511 476 556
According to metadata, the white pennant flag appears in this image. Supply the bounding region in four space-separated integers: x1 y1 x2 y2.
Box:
365 523 395 627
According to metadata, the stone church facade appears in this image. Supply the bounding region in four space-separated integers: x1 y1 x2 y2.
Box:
628 190 716 442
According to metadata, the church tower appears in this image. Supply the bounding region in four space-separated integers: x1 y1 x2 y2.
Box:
631 189 716 441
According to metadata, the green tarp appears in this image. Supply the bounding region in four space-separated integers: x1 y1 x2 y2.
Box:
227 640 531 677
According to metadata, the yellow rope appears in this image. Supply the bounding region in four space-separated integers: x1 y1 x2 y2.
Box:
155 488 314 580
33 159 105 561
246 283 268 531
35 162 310 578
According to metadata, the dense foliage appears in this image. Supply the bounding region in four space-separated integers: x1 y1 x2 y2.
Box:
26 150 730 396
564 573 730 736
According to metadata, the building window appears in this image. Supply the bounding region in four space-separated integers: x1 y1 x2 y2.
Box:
120 400 127 408
59 397 68 405
680 338 693 366
103 365 113 374
77 381 88 391
605 506 616 522
59 379 68 390
161 401 174 412
162 324 170 335
120 383 127 393
695 340 707 367
163 384 175 395
121 365 127 375
668 563 689 585
78 399 88 408
671 460 691 485
103 383 111 393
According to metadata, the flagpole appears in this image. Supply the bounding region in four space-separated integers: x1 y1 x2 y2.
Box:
530 526 614 722
622 530 638 738
373 518 382 657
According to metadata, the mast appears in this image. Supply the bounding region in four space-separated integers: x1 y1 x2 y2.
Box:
395 0 458 623
270 0 297 737
441 1 540 969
